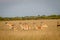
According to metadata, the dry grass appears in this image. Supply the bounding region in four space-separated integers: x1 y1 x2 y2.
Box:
0 19 60 40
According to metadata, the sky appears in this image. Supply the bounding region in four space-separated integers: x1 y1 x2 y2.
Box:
0 0 60 17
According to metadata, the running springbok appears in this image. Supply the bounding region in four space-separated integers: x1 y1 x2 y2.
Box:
5 22 13 29
5 22 17 31
20 23 30 30
41 23 48 29
34 22 48 30
32 22 41 30
34 24 41 30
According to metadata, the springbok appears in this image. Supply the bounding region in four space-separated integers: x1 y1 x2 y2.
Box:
57 21 60 27
5 22 13 30
20 23 30 30
34 22 48 30
5 22 17 31
32 22 41 30
41 23 48 29
34 25 41 30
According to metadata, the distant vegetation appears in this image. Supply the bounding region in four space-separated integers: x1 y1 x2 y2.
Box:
0 15 60 21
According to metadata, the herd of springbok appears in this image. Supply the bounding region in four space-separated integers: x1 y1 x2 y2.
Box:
5 22 48 31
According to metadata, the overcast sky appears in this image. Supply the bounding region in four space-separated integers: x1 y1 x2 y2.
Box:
0 0 60 17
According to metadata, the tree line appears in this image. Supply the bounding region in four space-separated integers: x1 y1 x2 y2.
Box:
0 15 60 21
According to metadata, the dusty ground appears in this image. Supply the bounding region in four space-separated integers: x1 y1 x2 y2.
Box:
0 19 60 40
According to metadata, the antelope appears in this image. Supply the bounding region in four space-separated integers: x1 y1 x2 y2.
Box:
41 23 48 29
32 22 41 30
5 22 17 31
57 21 60 27
20 23 30 30
5 22 13 29
34 25 41 30
23 24 29 30
36 26 41 30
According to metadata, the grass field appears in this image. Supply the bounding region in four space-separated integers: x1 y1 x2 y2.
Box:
0 19 60 40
